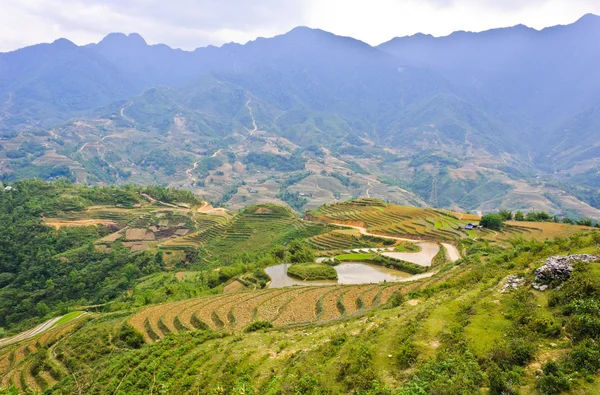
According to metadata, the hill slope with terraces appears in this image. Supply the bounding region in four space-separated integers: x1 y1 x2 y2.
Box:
2 183 600 394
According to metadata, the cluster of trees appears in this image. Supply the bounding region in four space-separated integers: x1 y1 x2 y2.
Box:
0 180 164 331
498 210 595 226
244 151 305 172
480 210 597 231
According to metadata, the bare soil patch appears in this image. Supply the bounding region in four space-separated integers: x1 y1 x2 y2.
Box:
44 219 116 229
224 280 247 293
125 228 147 240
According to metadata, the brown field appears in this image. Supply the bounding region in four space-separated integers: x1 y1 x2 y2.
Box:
223 280 247 293
357 286 381 310
318 287 345 321
254 288 313 323
125 228 149 240
273 288 330 326
340 285 372 315
44 219 116 228
231 289 289 330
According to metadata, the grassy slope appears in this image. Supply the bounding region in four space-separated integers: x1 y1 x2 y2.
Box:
2 232 597 394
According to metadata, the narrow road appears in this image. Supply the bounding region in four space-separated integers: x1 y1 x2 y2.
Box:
366 180 372 198
245 99 258 135
185 161 199 182
0 316 62 348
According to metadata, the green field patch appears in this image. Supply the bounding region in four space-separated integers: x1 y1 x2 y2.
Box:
336 253 375 261
53 311 84 327
286 263 338 281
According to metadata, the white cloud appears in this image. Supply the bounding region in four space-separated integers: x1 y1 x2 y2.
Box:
1 0 599 52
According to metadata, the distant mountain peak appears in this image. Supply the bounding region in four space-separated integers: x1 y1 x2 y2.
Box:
51 38 77 48
97 32 148 47
577 13 600 22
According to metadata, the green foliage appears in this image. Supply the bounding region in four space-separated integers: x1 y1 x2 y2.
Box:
244 151 305 171
499 210 513 220
287 263 338 281
117 323 145 349
277 190 308 212
0 180 162 330
480 213 505 231
329 172 360 188
140 185 202 205
244 321 273 333
536 361 572 394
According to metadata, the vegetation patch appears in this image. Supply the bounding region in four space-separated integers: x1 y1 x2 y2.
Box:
287 263 338 281
336 253 374 261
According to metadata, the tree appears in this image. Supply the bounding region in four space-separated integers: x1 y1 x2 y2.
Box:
514 211 525 221
480 214 505 231
499 210 513 221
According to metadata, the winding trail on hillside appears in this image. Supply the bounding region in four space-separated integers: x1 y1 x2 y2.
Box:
0 316 62 348
245 99 258 135
185 161 199 182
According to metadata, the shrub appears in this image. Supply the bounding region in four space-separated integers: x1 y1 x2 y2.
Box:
396 342 419 369
117 324 145 349
569 339 600 373
244 321 273 333
536 361 571 394
480 214 505 231
488 362 520 395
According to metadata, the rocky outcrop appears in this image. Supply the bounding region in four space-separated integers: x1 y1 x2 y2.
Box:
501 275 525 293
533 254 599 291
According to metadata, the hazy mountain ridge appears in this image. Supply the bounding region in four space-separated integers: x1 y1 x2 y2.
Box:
0 16 599 218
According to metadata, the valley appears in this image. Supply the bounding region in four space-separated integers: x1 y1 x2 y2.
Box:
1 181 599 394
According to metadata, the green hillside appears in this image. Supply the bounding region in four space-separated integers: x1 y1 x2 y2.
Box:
1 181 599 394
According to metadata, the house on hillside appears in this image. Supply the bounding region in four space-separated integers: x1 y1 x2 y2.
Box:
4 186 13 192
465 223 479 230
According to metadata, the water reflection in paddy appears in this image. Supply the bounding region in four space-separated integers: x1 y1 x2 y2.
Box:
265 262 417 289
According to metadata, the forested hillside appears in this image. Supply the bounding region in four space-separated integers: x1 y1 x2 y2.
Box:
1 16 600 218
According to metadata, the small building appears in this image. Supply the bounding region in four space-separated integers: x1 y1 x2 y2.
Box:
4 186 13 192
465 223 478 230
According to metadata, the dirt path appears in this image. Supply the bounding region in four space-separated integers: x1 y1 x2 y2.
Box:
0 316 62 348
441 243 461 262
245 99 258 135
366 180 373 198
140 193 181 209
185 161 199 182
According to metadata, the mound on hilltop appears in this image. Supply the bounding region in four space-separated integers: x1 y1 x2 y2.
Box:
243 203 295 216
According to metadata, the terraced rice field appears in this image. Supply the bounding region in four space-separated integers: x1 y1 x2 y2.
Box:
309 199 469 241
129 281 421 342
0 313 88 393
308 229 376 250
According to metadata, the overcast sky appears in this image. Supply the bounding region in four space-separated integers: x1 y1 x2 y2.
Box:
1 0 600 52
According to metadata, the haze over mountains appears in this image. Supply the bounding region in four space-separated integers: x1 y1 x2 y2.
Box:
1 14 599 218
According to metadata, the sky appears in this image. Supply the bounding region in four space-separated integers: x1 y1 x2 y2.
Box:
1 0 600 52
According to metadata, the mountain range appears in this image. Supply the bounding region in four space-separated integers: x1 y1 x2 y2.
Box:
1 14 600 219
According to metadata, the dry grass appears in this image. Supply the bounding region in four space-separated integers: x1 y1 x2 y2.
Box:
357 286 380 310
273 288 330 326
318 288 345 321
44 219 116 228
255 288 312 323
231 289 288 330
340 285 372 315
125 228 149 240
223 280 247 294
